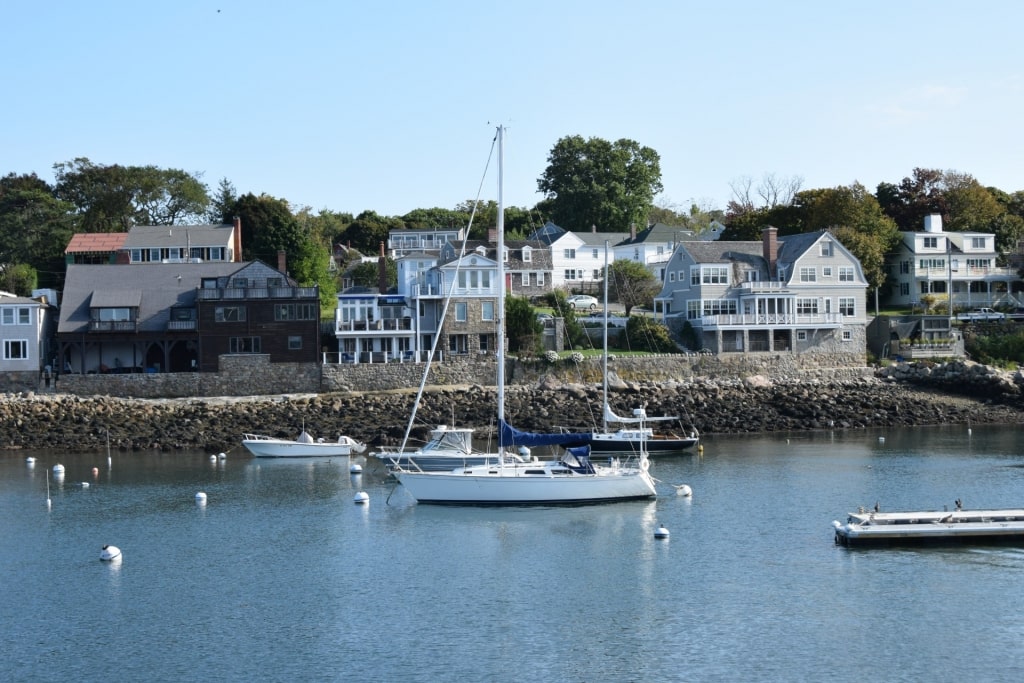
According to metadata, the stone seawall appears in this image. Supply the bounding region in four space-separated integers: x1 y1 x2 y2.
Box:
2 359 1021 453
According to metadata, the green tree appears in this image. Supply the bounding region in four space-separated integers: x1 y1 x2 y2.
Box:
207 177 238 223
230 193 304 263
53 158 210 230
348 258 397 289
402 207 471 231
875 168 947 231
790 184 900 290
537 135 663 232
505 295 542 354
0 263 38 296
0 173 75 288
609 259 660 315
339 210 404 254
624 316 676 353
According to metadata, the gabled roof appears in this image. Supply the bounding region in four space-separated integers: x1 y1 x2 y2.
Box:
58 262 249 335
122 224 235 248
776 231 826 265
682 241 763 264
526 221 566 245
579 231 630 247
616 223 688 246
64 232 128 254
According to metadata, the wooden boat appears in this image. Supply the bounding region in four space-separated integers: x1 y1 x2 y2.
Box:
832 504 1024 546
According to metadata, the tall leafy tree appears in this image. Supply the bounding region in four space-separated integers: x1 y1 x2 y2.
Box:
875 168 947 231
792 184 900 290
53 158 209 230
0 173 75 288
609 259 660 315
537 135 662 232
230 193 305 264
339 210 404 254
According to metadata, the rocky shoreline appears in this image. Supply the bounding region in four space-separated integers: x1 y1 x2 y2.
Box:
1 360 1022 454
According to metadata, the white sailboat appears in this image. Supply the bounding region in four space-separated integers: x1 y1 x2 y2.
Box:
587 243 699 455
392 126 657 505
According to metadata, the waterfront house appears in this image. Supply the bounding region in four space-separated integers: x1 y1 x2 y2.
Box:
527 222 623 290
655 227 869 355
57 261 319 374
886 213 1017 310
0 290 57 392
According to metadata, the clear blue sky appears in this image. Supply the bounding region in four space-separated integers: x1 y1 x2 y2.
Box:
4 1 1022 220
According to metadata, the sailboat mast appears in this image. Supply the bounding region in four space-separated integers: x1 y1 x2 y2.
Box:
602 241 610 433
496 126 506 443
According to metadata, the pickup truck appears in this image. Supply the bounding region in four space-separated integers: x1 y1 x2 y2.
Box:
956 307 1006 321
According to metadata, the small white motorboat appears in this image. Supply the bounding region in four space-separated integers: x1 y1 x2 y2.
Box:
241 430 366 458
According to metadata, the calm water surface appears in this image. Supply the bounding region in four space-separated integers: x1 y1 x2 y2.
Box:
2 425 1024 682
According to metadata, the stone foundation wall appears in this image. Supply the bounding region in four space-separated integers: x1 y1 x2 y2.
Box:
0 370 42 394
58 355 320 398
52 350 870 398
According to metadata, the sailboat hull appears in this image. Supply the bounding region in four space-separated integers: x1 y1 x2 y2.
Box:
589 434 698 454
394 466 657 505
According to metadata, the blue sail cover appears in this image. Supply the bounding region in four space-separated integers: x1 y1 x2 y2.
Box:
499 419 591 448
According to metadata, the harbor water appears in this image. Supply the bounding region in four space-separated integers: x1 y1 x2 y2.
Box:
2 424 1024 682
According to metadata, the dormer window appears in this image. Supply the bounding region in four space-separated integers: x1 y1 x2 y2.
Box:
522 246 532 262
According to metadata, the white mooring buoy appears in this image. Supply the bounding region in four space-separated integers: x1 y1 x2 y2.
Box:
26 456 36 465
53 463 65 475
218 452 227 460
673 484 693 497
349 463 363 474
654 524 670 540
195 492 207 505
354 491 369 504
100 545 122 562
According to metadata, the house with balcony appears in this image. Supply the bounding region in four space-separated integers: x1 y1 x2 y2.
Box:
387 227 465 259
887 213 1018 310
334 244 505 363
57 260 318 374
441 238 553 301
655 227 869 354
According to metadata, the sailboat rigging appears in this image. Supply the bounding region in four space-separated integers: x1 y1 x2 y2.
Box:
391 126 657 505
587 242 699 455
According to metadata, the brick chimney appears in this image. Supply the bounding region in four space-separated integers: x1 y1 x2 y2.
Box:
277 250 286 275
378 242 387 293
629 222 636 240
762 227 778 277
232 216 242 261
488 228 497 243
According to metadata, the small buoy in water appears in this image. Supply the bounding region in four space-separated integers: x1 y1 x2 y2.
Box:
697 444 703 453
967 428 972 435
100 545 122 562
878 436 885 443
78 482 90 489
92 467 99 476
209 454 217 462
654 524 670 539
354 491 369 504
195 492 207 505
218 452 227 460
26 456 36 464
53 463 65 475
674 484 693 497
349 463 363 474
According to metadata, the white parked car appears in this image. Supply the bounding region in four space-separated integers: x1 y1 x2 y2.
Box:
566 294 598 310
